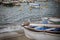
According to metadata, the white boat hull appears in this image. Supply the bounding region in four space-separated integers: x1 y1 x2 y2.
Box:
31 6 40 8
23 27 60 40
29 3 40 8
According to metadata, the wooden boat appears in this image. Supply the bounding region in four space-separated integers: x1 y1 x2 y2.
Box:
2 0 12 4
2 0 20 6
2 0 19 4
23 24 60 40
49 17 60 24
29 3 40 8
22 17 60 40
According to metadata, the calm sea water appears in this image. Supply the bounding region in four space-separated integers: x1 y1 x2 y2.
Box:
0 1 60 24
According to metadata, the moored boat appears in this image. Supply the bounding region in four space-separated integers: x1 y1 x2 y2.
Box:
22 17 60 40
29 3 40 8
2 0 20 6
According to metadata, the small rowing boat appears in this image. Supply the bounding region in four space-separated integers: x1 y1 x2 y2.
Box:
29 3 40 8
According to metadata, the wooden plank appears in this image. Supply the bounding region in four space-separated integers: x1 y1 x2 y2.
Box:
30 24 60 28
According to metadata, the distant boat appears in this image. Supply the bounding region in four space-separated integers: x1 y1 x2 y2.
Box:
29 3 40 8
2 0 20 6
2 0 19 5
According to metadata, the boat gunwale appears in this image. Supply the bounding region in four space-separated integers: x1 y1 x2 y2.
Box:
23 26 60 34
